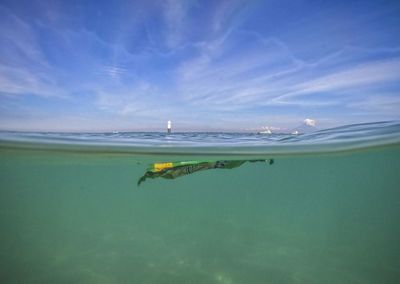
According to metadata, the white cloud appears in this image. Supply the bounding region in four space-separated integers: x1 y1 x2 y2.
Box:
304 118 316 127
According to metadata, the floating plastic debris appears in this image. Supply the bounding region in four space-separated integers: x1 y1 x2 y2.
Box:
137 159 273 185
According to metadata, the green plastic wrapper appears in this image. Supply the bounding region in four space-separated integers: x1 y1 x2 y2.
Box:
138 159 273 185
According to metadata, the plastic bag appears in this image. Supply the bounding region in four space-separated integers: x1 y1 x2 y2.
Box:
138 159 273 185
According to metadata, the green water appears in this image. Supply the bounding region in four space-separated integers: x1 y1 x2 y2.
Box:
1 146 400 284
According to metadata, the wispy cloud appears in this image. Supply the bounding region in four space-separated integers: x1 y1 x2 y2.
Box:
0 7 66 98
347 94 400 113
0 63 66 98
210 0 245 33
162 0 189 48
174 26 400 114
273 58 400 103
175 32 306 109
0 7 48 67
102 65 128 80
1 0 400 131
94 81 172 118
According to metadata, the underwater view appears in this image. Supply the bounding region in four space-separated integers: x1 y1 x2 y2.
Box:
1 121 400 284
2 0 400 283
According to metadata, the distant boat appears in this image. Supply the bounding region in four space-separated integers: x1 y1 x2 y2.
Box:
291 130 299 135
257 129 272 134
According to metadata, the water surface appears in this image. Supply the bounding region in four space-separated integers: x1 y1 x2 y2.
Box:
0 122 399 283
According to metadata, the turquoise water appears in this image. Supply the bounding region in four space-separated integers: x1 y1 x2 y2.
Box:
1 122 400 283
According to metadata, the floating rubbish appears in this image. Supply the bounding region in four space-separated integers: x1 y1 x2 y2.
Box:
137 159 273 185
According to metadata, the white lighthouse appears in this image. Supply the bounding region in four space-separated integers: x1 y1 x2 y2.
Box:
167 120 171 133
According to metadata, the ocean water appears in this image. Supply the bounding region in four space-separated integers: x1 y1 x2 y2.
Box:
0 121 400 284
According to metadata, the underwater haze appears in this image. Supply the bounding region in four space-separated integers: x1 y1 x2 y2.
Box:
0 121 400 284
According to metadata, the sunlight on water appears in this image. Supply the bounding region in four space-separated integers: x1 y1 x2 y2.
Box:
0 122 400 283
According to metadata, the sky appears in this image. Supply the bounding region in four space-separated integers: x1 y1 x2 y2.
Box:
0 0 399 132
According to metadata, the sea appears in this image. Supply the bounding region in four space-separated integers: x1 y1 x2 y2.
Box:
0 121 399 284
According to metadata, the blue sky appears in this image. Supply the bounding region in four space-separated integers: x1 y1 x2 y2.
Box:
0 0 399 132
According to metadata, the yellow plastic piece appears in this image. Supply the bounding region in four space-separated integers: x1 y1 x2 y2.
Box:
154 162 173 172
